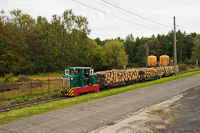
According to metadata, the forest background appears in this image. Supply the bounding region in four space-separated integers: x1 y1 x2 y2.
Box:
0 9 199 76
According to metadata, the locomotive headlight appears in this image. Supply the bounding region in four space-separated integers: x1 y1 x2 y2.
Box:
71 78 73 80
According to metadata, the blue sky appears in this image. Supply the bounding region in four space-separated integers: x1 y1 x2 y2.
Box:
0 0 200 40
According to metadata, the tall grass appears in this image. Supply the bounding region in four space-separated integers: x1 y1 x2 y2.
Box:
0 72 63 83
27 72 63 79
0 80 62 107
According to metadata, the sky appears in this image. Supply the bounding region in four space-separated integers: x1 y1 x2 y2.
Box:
0 0 200 40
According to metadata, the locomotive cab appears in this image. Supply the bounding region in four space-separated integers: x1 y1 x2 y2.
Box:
59 67 99 96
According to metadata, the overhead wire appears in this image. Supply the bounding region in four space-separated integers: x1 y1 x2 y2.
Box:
92 0 152 25
91 0 142 23
91 0 170 32
101 0 172 28
106 0 172 26
72 0 159 30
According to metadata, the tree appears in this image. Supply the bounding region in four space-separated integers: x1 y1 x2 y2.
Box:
0 9 93 75
62 9 91 66
27 16 51 73
166 31 174 58
136 48 146 66
190 35 200 64
90 40 103 67
139 37 161 56
176 30 185 63
117 37 124 43
124 34 137 65
101 39 128 67
134 37 144 66
183 33 195 64
0 9 36 74
94 37 104 46
0 23 15 75
83 39 101 66
157 34 170 55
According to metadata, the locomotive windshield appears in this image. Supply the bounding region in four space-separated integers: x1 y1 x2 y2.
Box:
70 69 80 75
70 69 75 75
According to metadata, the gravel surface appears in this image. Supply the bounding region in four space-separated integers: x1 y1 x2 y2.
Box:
160 86 200 133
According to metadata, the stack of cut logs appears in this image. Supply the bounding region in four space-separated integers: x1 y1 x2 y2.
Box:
96 66 179 85
96 69 138 84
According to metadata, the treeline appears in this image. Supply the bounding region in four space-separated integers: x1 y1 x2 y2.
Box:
0 9 199 76
121 31 199 66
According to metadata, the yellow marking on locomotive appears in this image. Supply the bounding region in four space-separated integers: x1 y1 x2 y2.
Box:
60 88 74 96
59 87 63 92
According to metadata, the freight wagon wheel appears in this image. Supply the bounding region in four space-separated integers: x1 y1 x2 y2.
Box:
102 86 109 90
133 80 136 84
141 79 145 83
105 86 109 89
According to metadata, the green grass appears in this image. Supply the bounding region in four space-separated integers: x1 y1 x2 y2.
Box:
0 70 200 125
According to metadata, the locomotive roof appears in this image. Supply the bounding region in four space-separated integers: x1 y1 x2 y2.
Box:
69 67 92 70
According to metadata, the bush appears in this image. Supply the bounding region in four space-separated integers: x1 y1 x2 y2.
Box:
17 75 31 82
179 64 187 71
37 95 45 100
2 73 14 85
183 58 190 64
22 96 29 102
14 98 23 104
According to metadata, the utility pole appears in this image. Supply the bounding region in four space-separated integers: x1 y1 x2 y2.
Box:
145 42 149 67
174 16 177 75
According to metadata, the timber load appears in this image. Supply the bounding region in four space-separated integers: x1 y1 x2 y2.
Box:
96 66 179 87
96 69 138 85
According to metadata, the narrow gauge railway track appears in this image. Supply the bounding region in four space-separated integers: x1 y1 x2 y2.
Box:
0 97 66 113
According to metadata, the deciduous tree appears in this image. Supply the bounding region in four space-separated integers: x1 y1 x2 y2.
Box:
101 39 128 67
190 35 200 64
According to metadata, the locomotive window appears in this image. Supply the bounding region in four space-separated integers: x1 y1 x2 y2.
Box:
70 69 80 75
76 70 80 75
70 70 75 75
84 70 89 76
